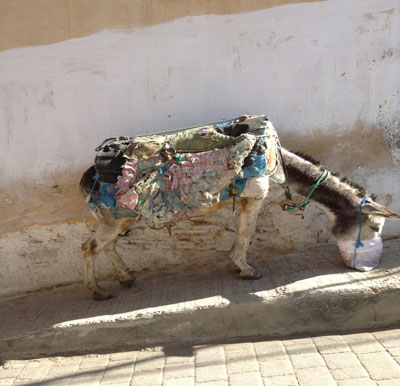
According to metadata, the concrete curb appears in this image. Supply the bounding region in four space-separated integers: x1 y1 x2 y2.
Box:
1 240 400 359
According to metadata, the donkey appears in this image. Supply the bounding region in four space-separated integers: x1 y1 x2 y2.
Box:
80 136 400 301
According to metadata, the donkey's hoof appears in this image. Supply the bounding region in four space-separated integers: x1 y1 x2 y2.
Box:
240 272 262 280
240 267 262 280
119 278 135 288
119 271 136 288
92 290 113 301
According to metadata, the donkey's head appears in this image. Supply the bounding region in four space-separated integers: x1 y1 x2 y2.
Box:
330 196 400 270
283 150 400 241
330 197 400 242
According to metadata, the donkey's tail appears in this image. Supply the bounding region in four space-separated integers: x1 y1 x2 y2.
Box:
79 165 98 198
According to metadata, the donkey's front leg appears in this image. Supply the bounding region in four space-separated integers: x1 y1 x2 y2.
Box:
229 197 264 279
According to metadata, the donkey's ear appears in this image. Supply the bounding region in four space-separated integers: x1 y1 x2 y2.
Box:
362 201 400 220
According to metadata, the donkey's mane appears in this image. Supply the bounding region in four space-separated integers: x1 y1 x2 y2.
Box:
293 151 376 201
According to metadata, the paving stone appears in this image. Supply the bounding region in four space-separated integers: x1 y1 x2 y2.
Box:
43 377 76 386
0 361 26 370
45 364 79 377
225 348 255 359
284 338 315 347
131 369 163 385
323 352 362 369
331 366 369 380
196 345 225 367
79 356 109 370
226 357 259 374
69 373 103 386
373 330 400 348
377 379 400 386
229 371 263 386
225 348 259 374
262 375 299 386
165 352 195 365
357 352 400 380
0 380 14 386
343 333 385 354
224 342 254 352
259 359 294 377
313 336 351 354
386 347 400 357
194 381 228 386
337 379 377 386
134 351 165 372
51 356 82 366
109 351 138 362
15 361 52 382
163 377 195 386
289 353 326 369
0 366 24 379
254 341 288 360
284 342 318 355
101 362 134 384
101 381 130 386
164 363 194 379
195 364 227 383
296 366 336 386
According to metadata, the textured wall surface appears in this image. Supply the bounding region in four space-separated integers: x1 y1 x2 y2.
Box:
0 0 399 296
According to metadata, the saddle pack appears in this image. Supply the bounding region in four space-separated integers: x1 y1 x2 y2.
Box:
90 115 278 227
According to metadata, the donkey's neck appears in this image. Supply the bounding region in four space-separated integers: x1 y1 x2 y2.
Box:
281 149 363 215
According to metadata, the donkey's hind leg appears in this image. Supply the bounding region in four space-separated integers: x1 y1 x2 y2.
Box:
103 237 136 288
229 197 264 279
81 216 132 300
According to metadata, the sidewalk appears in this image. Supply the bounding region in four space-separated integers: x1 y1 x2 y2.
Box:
1 240 400 359
1 239 400 384
1 328 400 385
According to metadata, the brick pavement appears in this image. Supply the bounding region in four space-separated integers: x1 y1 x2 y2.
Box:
1 329 400 385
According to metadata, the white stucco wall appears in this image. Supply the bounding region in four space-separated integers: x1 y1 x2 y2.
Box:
1 0 399 296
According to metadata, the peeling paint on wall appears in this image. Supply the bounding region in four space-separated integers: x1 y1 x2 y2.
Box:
378 106 400 165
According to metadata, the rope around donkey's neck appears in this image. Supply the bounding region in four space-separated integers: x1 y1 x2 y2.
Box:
284 170 331 212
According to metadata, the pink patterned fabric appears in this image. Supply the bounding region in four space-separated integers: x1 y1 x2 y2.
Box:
116 161 138 210
167 148 229 199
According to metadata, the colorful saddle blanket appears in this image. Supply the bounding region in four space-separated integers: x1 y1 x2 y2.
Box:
89 115 278 228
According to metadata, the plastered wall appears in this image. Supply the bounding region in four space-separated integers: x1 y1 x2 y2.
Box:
1 0 399 296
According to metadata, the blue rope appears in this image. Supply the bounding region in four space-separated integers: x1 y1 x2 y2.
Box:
268 175 285 186
87 173 100 210
353 194 369 267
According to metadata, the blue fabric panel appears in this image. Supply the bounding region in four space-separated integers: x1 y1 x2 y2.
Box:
242 155 267 179
88 182 138 218
220 155 267 201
